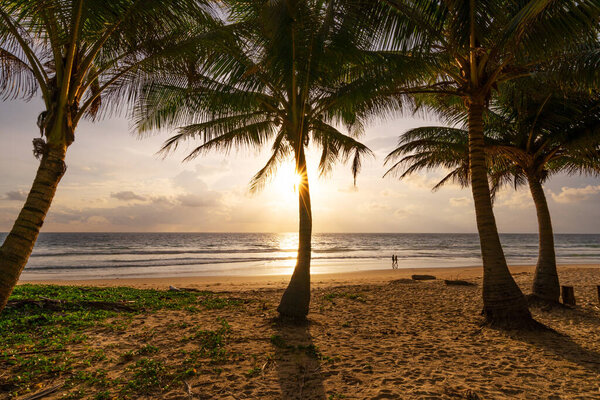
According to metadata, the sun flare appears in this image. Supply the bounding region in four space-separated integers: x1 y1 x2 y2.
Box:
273 162 302 193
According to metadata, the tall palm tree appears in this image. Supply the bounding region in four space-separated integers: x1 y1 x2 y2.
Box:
366 0 600 327
134 0 402 319
385 85 600 303
0 0 212 312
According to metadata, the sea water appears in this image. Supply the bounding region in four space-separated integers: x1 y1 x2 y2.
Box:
3 232 598 280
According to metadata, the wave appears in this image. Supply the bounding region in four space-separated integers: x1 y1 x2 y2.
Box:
30 246 389 258
24 254 408 271
30 248 292 257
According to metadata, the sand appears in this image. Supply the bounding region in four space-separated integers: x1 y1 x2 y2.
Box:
17 264 600 399
19 264 571 291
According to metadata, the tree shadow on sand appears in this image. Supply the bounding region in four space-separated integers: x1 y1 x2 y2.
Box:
270 319 327 400
508 311 600 374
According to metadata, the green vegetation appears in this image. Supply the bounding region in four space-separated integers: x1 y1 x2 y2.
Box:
0 285 241 398
245 366 262 378
323 292 367 303
270 335 325 360
0 0 599 329
0 0 213 313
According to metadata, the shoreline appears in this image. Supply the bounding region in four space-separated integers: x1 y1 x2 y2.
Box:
18 263 600 290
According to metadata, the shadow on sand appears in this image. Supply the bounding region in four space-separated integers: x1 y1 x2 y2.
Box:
271 318 327 400
509 310 600 374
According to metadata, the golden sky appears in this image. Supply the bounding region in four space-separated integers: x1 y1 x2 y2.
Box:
1 98 600 233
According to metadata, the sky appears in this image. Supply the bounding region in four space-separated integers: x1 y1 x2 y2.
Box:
1 98 600 233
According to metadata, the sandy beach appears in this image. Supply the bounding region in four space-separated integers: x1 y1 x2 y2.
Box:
19 264 594 291
6 264 599 399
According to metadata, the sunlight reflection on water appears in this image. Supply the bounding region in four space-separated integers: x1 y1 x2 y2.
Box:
277 232 298 274
15 232 600 280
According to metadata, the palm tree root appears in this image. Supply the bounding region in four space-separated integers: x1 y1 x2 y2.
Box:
277 280 310 320
525 293 566 310
482 305 545 331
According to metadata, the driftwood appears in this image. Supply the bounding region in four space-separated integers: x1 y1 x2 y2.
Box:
561 286 576 306
22 383 62 400
444 279 476 286
6 298 137 312
411 274 436 281
1 349 67 357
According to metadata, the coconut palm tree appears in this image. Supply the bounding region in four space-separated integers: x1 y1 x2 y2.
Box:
133 0 405 319
385 85 600 304
0 0 213 312
365 0 600 327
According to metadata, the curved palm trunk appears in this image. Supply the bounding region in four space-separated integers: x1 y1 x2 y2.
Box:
277 150 312 319
468 101 532 326
526 173 559 302
0 143 67 312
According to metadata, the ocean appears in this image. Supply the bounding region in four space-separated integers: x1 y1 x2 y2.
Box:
4 232 599 280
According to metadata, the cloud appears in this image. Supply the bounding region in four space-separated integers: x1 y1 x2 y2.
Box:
177 193 220 208
190 160 231 177
111 191 146 202
337 185 359 193
449 197 471 207
551 185 600 204
402 174 443 190
393 208 409 218
172 169 211 191
365 135 400 152
45 193 227 231
495 190 532 210
3 190 27 201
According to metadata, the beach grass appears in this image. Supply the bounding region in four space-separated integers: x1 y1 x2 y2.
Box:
0 285 243 398
2 267 600 399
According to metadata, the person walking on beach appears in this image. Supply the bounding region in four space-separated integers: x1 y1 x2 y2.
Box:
391 255 395 269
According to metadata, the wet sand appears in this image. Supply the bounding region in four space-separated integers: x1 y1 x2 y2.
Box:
20 264 589 291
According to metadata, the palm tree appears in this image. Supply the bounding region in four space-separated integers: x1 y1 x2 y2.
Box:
385 84 600 304
0 0 212 312
133 0 401 319
366 0 600 327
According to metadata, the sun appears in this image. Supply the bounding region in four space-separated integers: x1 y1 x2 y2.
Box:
273 162 302 193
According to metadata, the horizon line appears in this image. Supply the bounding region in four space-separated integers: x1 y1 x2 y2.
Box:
1 231 599 235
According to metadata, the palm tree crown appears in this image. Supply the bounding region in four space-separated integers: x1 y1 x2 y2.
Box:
0 0 213 313
135 0 408 318
137 0 394 185
386 82 600 303
385 84 600 193
363 0 600 327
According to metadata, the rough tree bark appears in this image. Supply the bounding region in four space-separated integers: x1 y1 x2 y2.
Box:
0 143 67 312
277 149 312 319
527 173 560 303
467 100 534 327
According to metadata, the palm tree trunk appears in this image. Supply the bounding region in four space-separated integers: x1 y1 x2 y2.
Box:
0 143 67 312
277 149 312 319
467 100 533 326
526 173 560 302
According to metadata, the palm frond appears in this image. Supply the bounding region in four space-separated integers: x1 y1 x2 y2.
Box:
0 47 37 99
249 130 293 193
